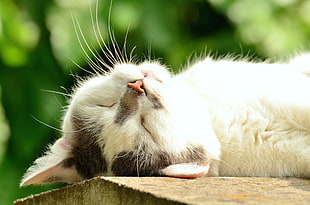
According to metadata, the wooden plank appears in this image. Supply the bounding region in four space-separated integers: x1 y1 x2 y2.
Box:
14 177 310 205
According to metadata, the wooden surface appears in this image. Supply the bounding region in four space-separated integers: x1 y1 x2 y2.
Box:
14 177 310 205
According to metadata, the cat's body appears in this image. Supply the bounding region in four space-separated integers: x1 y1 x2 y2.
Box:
189 57 310 177
21 54 310 186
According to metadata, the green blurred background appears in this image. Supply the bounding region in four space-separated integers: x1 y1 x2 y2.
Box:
0 0 309 204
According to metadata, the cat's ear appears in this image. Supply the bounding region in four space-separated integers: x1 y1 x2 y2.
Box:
20 138 82 186
159 163 210 179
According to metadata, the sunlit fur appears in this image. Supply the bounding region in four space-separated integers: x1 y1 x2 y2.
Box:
20 2 310 186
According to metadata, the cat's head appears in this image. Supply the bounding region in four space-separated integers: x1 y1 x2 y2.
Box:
20 61 220 186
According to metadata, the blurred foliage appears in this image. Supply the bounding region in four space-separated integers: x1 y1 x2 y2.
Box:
0 0 309 204
209 0 310 57
0 86 10 163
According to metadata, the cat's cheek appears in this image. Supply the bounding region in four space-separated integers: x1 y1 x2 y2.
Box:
142 79 168 105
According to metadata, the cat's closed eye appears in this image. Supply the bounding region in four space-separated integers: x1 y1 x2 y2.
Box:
96 103 116 108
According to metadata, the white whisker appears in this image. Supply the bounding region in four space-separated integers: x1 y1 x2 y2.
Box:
91 0 115 70
31 115 63 133
96 0 120 67
136 153 140 177
136 143 145 177
40 89 71 97
107 1 124 65
147 41 153 61
67 56 97 76
92 48 111 73
60 86 70 94
71 14 104 74
32 115 87 135
129 46 138 63
95 1 117 67
122 23 132 63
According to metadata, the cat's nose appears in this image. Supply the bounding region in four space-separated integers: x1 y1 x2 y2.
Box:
128 80 145 93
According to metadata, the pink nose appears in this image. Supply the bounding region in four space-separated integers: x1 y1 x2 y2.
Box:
127 80 145 93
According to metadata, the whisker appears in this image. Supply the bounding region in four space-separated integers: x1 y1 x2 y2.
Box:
40 89 71 97
32 115 87 135
95 0 116 67
136 143 145 177
147 41 153 61
92 48 110 74
67 56 97 76
72 19 100 74
109 28 123 64
129 46 137 63
136 153 140 177
107 1 124 65
91 0 115 70
122 23 132 63
71 14 103 74
96 0 120 67
53 97 66 113
31 115 63 133
60 86 70 94
39 90 68 113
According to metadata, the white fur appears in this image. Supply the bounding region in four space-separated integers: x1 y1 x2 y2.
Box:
180 56 310 177
21 53 310 185
65 53 310 177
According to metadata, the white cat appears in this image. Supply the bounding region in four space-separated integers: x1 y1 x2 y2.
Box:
20 53 310 186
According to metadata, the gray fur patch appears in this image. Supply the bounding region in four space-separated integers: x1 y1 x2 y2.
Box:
111 145 208 176
114 89 140 124
148 93 163 109
70 113 107 179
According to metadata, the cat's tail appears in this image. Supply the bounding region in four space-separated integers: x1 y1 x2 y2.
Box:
288 53 310 77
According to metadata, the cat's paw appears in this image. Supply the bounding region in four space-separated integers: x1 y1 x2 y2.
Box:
159 163 210 179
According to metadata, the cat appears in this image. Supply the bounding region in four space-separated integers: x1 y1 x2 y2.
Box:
19 50 310 186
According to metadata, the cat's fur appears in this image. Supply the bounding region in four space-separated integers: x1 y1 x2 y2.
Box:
20 52 310 185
